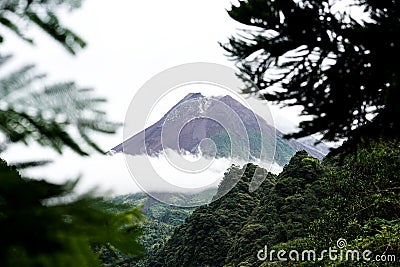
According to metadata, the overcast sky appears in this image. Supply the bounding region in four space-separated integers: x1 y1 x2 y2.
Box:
1 0 304 195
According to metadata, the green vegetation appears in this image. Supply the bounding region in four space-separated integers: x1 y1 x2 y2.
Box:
145 164 275 267
143 141 399 266
144 152 318 266
208 130 296 166
226 151 324 266
308 138 400 266
110 190 216 267
0 159 144 267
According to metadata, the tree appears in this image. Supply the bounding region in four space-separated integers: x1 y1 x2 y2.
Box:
0 159 144 267
147 164 276 267
223 0 400 143
226 152 324 266
309 139 400 265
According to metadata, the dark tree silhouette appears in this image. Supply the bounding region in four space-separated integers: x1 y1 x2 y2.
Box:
0 159 144 267
223 0 399 143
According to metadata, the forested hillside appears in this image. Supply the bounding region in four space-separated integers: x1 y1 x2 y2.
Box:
146 163 275 267
100 189 215 266
143 139 399 266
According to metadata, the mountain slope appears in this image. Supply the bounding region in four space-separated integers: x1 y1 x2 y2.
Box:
111 93 330 166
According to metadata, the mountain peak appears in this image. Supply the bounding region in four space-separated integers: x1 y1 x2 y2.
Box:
110 93 329 164
219 95 235 101
182 92 204 101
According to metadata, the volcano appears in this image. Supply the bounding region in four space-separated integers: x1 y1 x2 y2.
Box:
110 93 329 166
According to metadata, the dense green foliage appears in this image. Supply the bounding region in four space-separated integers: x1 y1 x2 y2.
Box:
110 190 216 267
308 138 400 266
223 0 400 143
144 140 399 266
0 159 144 267
146 164 275 267
226 151 324 266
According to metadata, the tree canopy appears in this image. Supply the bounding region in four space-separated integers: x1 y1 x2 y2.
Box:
145 142 399 266
223 0 400 143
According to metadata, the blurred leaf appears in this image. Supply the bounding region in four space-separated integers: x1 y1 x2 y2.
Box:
9 160 53 169
0 158 144 267
0 59 120 156
0 0 85 54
